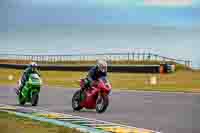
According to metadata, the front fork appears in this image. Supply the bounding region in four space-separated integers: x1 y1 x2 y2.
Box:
97 91 104 101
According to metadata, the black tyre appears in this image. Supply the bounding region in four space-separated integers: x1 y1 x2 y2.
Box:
31 93 39 106
72 90 83 111
96 94 109 113
19 93 26 105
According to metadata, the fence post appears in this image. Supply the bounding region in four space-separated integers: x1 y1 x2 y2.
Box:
128 52 130 63
148 53 151 61
143 52 145 61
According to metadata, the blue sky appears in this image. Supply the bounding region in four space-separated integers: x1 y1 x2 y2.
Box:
3 0 200 30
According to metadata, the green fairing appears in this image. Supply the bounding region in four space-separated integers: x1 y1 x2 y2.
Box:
18 73 42 105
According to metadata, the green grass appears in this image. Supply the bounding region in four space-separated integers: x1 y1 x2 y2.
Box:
0 68 199 92
0 111 84 133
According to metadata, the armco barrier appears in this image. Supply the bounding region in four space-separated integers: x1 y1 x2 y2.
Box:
0 64 161 73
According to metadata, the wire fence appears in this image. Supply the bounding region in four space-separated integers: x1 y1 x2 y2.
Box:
0 52 192 68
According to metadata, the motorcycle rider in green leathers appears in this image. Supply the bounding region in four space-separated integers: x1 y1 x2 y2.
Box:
16 62 41 95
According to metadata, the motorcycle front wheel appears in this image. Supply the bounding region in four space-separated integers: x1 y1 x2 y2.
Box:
31 92 39 106
96 94 109 113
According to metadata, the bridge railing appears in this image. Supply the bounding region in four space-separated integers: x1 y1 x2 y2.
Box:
0 52 192 68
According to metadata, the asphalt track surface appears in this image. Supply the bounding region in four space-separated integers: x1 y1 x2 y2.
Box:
0 86 200 133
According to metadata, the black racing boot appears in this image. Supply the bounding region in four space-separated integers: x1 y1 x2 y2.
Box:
16 89 20 95
17 84 23 95
16 87 20 95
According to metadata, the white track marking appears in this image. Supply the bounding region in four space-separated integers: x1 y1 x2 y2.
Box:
81 123 120 126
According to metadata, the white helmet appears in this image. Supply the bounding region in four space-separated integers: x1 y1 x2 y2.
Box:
97 59 107 73
29 62 38 68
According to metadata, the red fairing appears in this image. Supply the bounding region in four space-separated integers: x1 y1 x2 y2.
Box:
97 79 111 94
80 87 98 109
79 79 111 110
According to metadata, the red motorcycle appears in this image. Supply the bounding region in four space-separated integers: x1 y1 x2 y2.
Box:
72 78 112 113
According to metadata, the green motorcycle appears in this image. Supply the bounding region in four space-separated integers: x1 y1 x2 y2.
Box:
17 73 42 106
